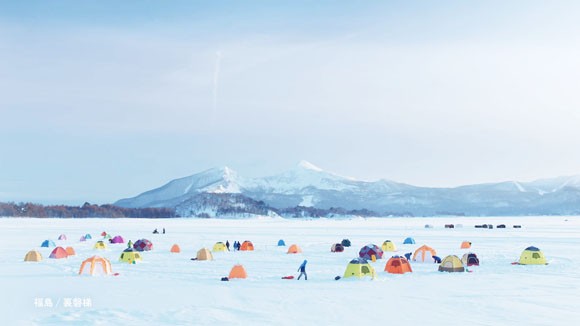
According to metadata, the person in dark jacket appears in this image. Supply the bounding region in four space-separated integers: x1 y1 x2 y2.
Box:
226 240 230 251
404 252 412 261
433 255 442 263
297 260 308 280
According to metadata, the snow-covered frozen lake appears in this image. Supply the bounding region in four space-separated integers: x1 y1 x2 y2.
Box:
1 216 579 325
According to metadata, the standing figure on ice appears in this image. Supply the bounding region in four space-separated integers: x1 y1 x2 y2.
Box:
297 260 308 280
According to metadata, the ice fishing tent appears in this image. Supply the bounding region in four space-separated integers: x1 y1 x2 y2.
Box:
103 234 112 240
133 239 153 251
58 234 67 240
412 245 437 263
425 224 434 228
384 256 413 274
94 241 107 250
213 242 227 252
287 244 302 254
461 253 480 266
518 246 547 265
84 234 92 240
359 244 384 260
24 250 42 262
331 243 345 252
170 244 181 253
65 247 76 256
79 256 112 276
403 237 415 244
343 258 376 279
101 232 107 236
381 240 397 252
341 239 351 247
110 236 124 244
438 255 465 272
196 248 213 261
119 248 142 264
229 264 247 279
79 236 86 242
240 241 254 251
277 239 286 246
460 241 472 249
41 240 55 248
49 247 68 259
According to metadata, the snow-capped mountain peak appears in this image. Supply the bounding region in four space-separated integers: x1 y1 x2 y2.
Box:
296 160 323 172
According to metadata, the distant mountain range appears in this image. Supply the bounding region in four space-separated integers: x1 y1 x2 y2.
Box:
115 161 580 217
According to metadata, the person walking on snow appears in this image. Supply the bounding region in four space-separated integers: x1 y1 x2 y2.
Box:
226 240 230 251
297 260 308 280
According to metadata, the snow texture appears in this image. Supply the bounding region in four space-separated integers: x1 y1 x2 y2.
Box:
0 216 579 325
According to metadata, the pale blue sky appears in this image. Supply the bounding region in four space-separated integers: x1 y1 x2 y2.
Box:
2 1 580 204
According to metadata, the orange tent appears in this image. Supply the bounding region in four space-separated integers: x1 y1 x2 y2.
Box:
228 264 247 279
412 245 437 263
49 246 68 259
78 256 112 276
240 241 254 251
384 256 413 274
460 241 472 249
170 244 181 253
65 247 76 256
287 244 302 254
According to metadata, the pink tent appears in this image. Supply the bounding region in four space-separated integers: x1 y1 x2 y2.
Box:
111 236 125 244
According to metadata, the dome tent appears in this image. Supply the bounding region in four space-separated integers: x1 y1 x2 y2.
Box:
385 256 412 274
94 241 107 250
49 247 68 259
170 244 181 253
462 252 480 266
196 248 213 261
403 237 415 244
460 241 472 249
24 250 42 262
213 242 227 252
359 244 383 261
438 255 465 273
287 244 302 254
41 240 55 248
78 256 112 276
341 239 351 247
343 258 376 279
412 245 437 263
277 239 286 246
240 241 254 251
331 243 345 252
229 264 247 279
133 239 153 252
518 246 547 265
381 240 397 252
119 248 142 264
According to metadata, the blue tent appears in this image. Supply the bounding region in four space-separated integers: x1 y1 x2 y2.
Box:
403 237 415 244
277 239 286 246
41 240 55 247
84 234 92 240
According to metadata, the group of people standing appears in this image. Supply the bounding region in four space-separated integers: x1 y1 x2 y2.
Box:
226 240 242 251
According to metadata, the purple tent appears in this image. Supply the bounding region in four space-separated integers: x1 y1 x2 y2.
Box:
111 235 125 244
133 239 153 251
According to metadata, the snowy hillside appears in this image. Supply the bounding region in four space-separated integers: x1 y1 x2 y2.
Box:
115 161 580 217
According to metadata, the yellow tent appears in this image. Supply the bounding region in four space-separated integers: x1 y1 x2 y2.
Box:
24 250 42 262
196 248 213 261
170 244 181 253
518 246 547 265
381 240 397 252
79 256 112 276
213 242 227 252
94 241 107 250
438 255 465 272
287 244 302 254
343 258 376 279
119 248 142 264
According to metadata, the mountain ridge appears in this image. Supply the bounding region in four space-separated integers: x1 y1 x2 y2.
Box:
115 161 580 217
